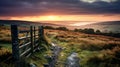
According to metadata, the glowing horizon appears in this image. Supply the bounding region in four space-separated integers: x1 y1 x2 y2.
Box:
1 15 119 22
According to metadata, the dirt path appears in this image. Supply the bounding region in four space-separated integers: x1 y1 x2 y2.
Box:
44 43 62 67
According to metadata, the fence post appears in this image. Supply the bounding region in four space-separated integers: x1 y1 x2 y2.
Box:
39 26 44 41
33 26 36 47
30 26 34 53
11 25 19 61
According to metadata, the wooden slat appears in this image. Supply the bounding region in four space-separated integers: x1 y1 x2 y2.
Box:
34 34 39 37
33 43 39 52
33 48 38 52
34 37 39 41
19 36 31 40
19 42 31 49
34 43 39 48
26 53 32 57
20 48 31 57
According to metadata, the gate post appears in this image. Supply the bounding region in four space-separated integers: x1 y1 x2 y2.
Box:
39 26 44 40
30 26 34 53
11 25 19 61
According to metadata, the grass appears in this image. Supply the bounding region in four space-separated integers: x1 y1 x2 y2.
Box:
1 25 120 67
0 25 13 66
0 25 52 67
0 43 12 50
0 47 12 67
45 29 120 67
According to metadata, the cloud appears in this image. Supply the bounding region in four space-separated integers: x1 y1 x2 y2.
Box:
80 0 117 3
0 0 120 17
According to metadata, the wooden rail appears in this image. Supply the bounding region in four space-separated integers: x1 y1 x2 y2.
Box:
11 25 44 61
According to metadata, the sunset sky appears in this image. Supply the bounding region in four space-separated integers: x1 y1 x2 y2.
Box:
0 0 120 25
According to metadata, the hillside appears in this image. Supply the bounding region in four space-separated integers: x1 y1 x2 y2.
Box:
93 21 120 25
45 29 120 67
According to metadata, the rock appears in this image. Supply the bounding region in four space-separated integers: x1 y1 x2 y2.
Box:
30 63 37 67
65 52 80 67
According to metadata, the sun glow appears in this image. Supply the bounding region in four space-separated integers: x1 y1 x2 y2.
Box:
39 15 61 21
47 16 57 20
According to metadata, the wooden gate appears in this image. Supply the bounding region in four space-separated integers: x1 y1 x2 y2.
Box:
11 25 44 61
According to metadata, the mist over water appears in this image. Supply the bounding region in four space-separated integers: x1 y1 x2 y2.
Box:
69 21 97 26
67 21 120 33
77 24 120 33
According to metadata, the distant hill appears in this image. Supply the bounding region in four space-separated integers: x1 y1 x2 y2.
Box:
92 21 120 25
71 21 120 28
0 20 62 27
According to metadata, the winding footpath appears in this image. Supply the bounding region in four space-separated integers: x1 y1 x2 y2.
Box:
44 43 62 67
44 43 80 67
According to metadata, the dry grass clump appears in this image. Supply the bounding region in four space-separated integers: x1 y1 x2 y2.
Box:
0 47 12 62
0 26 11 43
0 47 13 67
87 46 120 67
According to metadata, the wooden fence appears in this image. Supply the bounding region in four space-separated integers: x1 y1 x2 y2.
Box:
11 25 44 61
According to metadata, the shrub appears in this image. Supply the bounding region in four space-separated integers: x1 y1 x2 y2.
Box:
44 26 55 29
74 28 95 34
56 27 69 31
96 30 101 34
